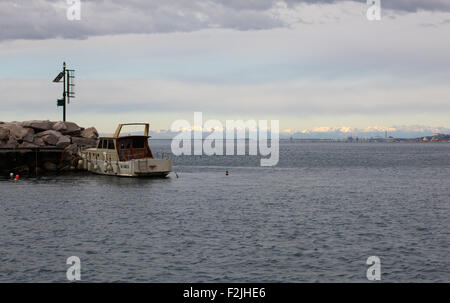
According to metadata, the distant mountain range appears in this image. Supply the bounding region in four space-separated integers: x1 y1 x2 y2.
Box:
284 126 450 139
102 125 450 140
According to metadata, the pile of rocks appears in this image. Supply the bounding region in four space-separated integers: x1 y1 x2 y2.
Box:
0 120 98 173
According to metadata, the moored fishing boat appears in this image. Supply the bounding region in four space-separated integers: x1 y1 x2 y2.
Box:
80 123 171 177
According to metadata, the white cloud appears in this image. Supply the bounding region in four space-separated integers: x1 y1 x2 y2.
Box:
1 76 449 131
1 0 450 41
0 1 449 132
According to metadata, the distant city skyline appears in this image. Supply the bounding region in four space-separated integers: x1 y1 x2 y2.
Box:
0 0 449 134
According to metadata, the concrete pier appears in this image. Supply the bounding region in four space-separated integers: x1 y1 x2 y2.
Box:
0 120 99 176
0 147 76 176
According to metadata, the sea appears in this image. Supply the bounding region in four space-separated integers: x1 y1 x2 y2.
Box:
0 141 449 282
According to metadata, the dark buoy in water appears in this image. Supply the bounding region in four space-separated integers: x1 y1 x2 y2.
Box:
225 170 229 176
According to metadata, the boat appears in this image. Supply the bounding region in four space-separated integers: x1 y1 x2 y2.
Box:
80 123 172 177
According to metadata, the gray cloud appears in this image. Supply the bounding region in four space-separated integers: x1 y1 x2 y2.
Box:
378 0 450 12
1 0 450 41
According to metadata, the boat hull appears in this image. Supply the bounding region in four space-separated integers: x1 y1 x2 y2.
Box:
81 157 172 178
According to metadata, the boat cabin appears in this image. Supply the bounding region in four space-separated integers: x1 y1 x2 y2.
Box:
96 136 153 161
85 123 154 162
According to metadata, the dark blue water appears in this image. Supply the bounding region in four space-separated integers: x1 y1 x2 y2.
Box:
0 142 449 282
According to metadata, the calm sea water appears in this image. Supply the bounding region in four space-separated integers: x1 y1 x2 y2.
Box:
0 142 449 282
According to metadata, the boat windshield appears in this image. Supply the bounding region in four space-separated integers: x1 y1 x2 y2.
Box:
132 138 145 149
118 138 146 149
117 136 153 160
97 138 115 149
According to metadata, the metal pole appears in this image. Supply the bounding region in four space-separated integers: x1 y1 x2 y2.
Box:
63 62 66 122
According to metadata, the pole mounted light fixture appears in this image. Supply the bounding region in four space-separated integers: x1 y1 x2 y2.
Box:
53 61 75 122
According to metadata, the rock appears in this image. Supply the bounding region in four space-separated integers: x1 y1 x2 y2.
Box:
63 143 80 161
0 123 30 140
72 136 97 147
0 128 9 140
22 128 35 143
64 143 79 156
36 129 62 138
80 127 99 139
14 127 30 140
52 121 66 132
53 121 81 135
41 134 58 146
36 130 63 146
43 161 58 171
22 120 54 131
56 136 71 148
33 137 46 147
36 130 62 138
65 143 78 153
2 138 18 149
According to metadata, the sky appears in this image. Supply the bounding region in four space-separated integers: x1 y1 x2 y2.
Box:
0 0 449 135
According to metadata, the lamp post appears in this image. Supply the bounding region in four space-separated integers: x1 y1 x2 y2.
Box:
53 62 75 122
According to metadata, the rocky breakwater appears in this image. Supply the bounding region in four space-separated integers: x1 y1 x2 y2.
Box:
0 120 98 175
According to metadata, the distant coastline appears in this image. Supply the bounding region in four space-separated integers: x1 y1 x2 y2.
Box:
137 133 450 142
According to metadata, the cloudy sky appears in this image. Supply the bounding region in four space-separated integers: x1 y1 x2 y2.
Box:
0 0 449 134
